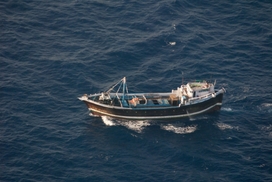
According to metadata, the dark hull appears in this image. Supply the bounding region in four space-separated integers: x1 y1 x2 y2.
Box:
83 93 224 120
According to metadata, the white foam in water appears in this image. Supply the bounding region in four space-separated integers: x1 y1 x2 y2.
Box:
101 116 116 126
222 107 233 112
119 120 150 133
261 103 272 113
261 124 272 131
89 113 100 117
161 124 197 134
101 116 150 132
260 125 272 138
262 103 272 107
217 123 239 130
188 116 208 121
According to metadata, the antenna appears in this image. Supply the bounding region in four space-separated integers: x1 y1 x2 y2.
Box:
182 71 184 85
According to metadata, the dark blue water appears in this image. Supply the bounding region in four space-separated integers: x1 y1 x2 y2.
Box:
1 0 272 181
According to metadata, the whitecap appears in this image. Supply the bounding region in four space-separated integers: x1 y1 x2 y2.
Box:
260 124 272 131
261 103 272 107
169 42 176 46
161 124 197 134
259 125 272 138
258 103 272 113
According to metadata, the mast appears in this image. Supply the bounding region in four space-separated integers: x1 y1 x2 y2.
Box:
122 77 126 103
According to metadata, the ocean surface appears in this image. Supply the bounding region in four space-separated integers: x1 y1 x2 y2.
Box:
1 0 272 181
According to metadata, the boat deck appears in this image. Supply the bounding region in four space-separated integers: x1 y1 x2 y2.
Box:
90 93 182 108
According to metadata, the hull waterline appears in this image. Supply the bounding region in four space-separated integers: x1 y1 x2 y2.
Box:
81 92 224 120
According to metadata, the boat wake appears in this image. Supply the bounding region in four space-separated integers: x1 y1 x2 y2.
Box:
101 116 197 134
161 124 197 134
120 120 151 133
216 122 239 130
101 116 150 133
188 115 209 121
89 113 101 117
101 116 116 126
221 107 233 112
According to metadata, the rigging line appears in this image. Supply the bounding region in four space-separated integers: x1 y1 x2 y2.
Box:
116 81 122 93
106 78 123 94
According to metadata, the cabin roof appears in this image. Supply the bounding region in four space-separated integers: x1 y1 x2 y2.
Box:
189 82 210 91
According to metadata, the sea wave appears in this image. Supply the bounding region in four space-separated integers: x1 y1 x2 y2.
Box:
260 124 272 138
257 103 272 113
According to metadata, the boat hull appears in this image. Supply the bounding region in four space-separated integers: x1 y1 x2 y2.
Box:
81 92 224 120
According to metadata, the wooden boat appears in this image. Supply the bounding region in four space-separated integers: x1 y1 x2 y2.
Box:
79 77 225 120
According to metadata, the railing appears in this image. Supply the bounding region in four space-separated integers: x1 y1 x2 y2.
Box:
186 88 224 105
